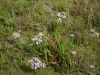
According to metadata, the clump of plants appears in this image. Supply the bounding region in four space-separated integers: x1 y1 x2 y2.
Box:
0 0 100 75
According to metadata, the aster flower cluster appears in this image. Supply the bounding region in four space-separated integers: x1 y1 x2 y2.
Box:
32 32 44 45
28 57 46 69
12 30 21 39
90 29 99 37
57 12 66 19
51 12 66 23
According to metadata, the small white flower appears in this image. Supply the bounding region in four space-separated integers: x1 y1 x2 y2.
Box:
29 43 34 46
32 36 38 41
33 63 38 69
32 38 35 41
36 38 42 44
40 39 43 42
32 32 44 45
12 32 20 39
41 63 46 68
57 12 66 18
57 18 62 23
62 16 66 18
18 30 21 32
35 63 40 68
57 12 61 18
90 29 95 33
71 51 76 55
35 37 39 40
92 33 96 37
70 34 74 37
36 41 39 45
38 32 44 37
73 61 77 64
91 32 99 38
90 65 95 68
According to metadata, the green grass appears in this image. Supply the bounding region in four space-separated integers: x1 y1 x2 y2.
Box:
0 0 100 75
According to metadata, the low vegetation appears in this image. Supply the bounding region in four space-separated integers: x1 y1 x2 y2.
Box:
0 0 100 75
